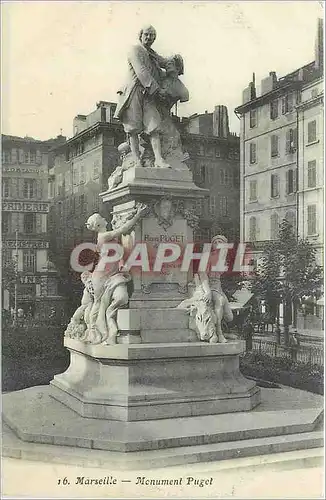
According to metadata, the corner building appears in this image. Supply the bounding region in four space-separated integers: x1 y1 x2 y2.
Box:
1 134 66 317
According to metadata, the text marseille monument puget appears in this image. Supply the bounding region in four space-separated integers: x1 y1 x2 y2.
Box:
3 26 322 469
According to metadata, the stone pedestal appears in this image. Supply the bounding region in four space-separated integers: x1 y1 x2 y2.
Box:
50 339 260 422
101 167 207 311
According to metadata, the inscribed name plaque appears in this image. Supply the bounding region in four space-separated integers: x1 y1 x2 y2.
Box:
140 216 190 293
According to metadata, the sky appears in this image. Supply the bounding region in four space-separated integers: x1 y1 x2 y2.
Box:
1 1 323 141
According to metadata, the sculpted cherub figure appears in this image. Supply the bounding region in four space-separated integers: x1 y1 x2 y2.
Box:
65 203 147 346
84 203 147 345
64 271 94 340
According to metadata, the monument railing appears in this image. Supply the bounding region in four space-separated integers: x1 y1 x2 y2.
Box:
250 338 324 366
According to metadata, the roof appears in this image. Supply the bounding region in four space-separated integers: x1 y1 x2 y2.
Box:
2 134 43 144
235 61 323 114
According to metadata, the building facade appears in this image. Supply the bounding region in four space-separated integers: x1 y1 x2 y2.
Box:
297 75 324 267
235 20 323 269
1 134 66 318
48 101 125 281
234 19 324 329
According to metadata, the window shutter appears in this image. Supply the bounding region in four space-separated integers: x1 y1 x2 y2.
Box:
285 170 289 194
293 127 298 151
11 178 18 198
307 205 317 235
11 149 17 163
37 180 43 200
308 121 317 143
271 135 278 157
293 169 297 192
36 150 42 164
286 129 291 154
19 179 25 198
308 161 316 188
271 175 276 197
281 96 286 114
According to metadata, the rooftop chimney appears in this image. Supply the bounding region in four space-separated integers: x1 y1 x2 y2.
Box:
261 71 277 95
213 105 229 138
314 18 324 70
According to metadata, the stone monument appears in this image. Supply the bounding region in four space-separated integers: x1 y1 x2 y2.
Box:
2 25 322 469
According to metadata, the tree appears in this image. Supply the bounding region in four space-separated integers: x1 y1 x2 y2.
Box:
251 220 323 345
2 260 16 292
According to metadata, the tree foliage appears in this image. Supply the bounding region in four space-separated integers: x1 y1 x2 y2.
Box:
2 260 16 291
250 219 323 326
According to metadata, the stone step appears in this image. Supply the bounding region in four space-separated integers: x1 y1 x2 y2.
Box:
2 386 322 452
2 422 323 471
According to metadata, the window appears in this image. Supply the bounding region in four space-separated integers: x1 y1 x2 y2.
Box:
270 100 278 120
200 165 206 183
307 120 317 143
195 199 203 216
281 93 294 114
73 165 79 186
219 196 228 216
76 142 84 155
2 149 11 163
80 194 86 214
93 160 100 179
249 180 257 201
286 128 297 154
249 109 257 128
80 165 86 184
286 169 297 194
18 284 35 297
23 250 36 272
207 165 213 183
24 179 36 199
215 149 221 158
271 135 279 157
198 144 205 156
2 212 11 233
23 213 36 234
308 160 317 188
285 211 296 233
3 249 12 265
65 171 72 193
220 169 233 186
249 142 257 164
2 178 10 198
307 205 317 235
271 174 279 198
270 213 279 240
29 150 36 163
209 195 217 215
249 217 258 241
47 278 57 296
